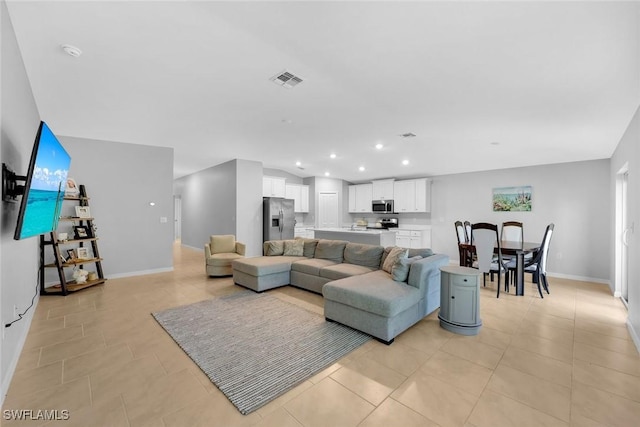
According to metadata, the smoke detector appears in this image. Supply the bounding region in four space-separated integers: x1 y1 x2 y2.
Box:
270 70 304 89
61 44 82 58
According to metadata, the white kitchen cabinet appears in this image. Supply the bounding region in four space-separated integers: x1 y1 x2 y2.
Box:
371 179 394 200
395 229 432 249
394 178 431 213
285 184 309 213
263 176 286 198
348 184 372 213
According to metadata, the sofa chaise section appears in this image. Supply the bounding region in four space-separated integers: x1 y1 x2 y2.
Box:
232 256 302 292
323 253 449 344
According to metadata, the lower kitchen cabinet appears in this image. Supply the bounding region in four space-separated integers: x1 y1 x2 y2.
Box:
438 266 482 335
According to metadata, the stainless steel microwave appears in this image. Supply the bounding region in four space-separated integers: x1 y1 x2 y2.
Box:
372 200 394 213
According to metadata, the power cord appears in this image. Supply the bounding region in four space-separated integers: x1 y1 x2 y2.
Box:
4 274 39 328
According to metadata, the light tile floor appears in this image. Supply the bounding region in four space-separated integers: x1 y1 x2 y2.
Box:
3 244 639 426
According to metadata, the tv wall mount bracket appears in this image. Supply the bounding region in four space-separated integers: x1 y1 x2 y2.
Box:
2 163 26 202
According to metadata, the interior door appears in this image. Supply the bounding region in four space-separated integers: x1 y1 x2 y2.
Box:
174 196 182 241
318 192 339 228
621 171 629 303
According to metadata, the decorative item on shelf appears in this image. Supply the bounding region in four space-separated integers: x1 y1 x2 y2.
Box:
75 206 91 218
72 269 89 284
65 178 80 197
66 249 77 261
76 247 90 259
87 271 98 281
58 232 68 241
73 225 91 239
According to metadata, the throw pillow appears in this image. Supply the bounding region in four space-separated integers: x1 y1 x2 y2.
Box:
391 255 423 282
265 240 284 256
382 247 408 274
283 239 304 256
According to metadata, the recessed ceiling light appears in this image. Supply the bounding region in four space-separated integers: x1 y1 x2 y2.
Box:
330 153 336 159
61 44 82 57
325 172 330 176
295 161 301 167
359 166 365 172
375 143 383 150
402 160 409 166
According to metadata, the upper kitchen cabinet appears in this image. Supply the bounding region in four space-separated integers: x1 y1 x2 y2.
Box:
285 183 309 213
394 178 431 213
348 184 373 213
371 179 394 200
263 176 286 198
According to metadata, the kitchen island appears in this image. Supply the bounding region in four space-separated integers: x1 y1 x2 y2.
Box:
313 228 397 247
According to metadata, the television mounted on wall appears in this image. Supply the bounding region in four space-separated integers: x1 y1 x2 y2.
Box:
2 121 71 240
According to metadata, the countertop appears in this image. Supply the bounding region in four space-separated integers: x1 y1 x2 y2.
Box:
313 228 397 235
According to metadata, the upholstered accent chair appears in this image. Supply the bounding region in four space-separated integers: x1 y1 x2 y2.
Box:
205 235 246 276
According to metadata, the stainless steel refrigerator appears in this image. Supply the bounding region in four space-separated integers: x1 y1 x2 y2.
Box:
263 197 295 241
262 197 296 241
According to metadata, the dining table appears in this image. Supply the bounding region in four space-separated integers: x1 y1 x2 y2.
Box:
458 240 541 296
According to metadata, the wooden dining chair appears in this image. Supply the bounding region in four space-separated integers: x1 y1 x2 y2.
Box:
454 221 467 244
464 221 472 244
508 223 554 298
471 222 509 298
501 221 523 243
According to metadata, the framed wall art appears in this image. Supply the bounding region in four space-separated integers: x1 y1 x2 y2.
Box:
492 186 532 212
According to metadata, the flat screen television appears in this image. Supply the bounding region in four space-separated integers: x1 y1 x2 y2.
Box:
13 121 71 240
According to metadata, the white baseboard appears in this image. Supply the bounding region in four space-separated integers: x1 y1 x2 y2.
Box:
626 321 640 354
546 271 610 286
106 267 174 279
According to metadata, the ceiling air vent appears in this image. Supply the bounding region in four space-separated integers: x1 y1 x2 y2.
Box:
270 70 304 89
399 132 417 138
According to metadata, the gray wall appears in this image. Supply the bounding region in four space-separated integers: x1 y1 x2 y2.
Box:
0 0 42 400
611 106 639 349
430 159 611 282
60 136 174 278
174 159 263 256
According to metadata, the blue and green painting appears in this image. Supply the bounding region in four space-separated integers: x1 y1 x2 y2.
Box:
492 186 532 212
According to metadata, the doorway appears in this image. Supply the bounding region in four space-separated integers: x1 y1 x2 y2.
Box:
174 196 182 241
615 165 630 305
318 192 339 228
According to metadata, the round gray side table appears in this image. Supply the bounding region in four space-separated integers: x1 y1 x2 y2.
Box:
438 265 482 335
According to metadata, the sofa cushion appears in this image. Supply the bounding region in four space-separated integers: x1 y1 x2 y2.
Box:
283 239 304 256
206 252 244 266
408 248 433 258
314 240 348 263
210 235 236 254
323 270 421 317
391 255 423 282
232 256 301 276
343 243 384 269
291 258 338 276
296 238 319 258
320 263 376 281
264 240 285 256
382 247 408 273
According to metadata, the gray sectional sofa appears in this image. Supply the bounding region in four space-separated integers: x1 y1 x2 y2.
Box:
232 238 449 344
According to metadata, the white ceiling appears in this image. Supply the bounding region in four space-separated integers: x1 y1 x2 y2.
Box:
6 1 639 182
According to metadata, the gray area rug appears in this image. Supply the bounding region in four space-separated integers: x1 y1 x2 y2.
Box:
152 290 371 415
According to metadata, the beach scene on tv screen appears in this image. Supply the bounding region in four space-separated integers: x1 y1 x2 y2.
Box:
19 125 70 238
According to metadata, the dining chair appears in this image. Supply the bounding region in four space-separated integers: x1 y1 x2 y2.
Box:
464 221 472 244
471 222 509 298
454 221 467 244
507 223 554 298
501 221 523 243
